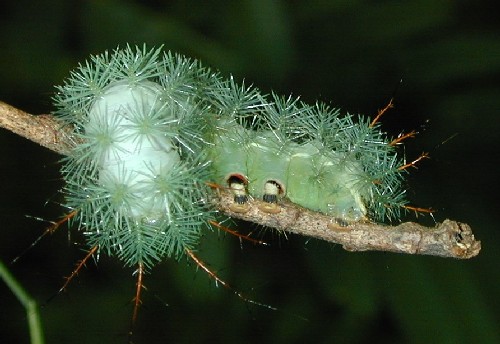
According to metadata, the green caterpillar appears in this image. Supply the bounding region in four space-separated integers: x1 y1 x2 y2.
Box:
209 95 406 222
53 45 409 270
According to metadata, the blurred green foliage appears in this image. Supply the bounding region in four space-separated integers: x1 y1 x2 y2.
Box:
1 1 499 343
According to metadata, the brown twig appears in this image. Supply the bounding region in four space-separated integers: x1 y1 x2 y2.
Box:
0 101 74 155
216 191 480 259
0 100 481 259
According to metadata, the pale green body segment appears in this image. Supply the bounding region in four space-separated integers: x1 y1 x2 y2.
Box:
210 119 369 222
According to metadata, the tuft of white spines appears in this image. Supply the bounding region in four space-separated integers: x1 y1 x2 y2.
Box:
54 45 410 269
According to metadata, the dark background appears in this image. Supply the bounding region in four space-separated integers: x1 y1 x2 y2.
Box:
1 1 499 343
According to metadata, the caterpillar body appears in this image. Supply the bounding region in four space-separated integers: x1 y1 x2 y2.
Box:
54 45 409 271
209 99 406 222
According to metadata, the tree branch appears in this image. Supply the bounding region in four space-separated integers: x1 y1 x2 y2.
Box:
0 100 481 259
0 101 74 155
